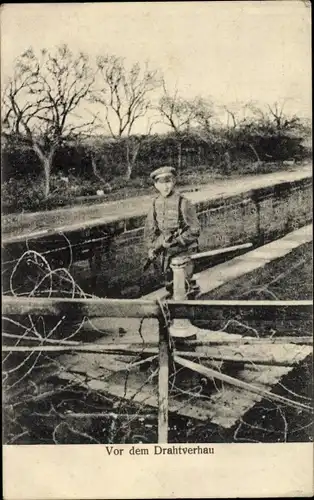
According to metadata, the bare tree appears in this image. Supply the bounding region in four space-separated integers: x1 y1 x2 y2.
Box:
219 102 248 129
244 99 302 132
2 45 96 197
193 97 216 133
232 99 307 165
158 81 215 168
225 107 238 129
91 55 161 179
159 85 197 134
158 84 194 170
158 82 216 133
266 101 303 132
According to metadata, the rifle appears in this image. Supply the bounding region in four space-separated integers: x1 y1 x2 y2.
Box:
143 254 158 272
143 226 187 272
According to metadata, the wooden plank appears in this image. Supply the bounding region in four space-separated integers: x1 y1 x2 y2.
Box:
167 299 313 321
22 345 310 427
194 343 312 366
5 330 311 348
2 296 159 319
57 368 210 422
174 355 313 413
204 362 307 428
207 368 290 427
56 361 309 427
190 242 253 260
32 412 157 420
2 344 312 366
185 336 313 346
168 298 313 310
4 342 311 368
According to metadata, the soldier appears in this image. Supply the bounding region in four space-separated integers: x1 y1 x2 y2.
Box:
144 166 200 295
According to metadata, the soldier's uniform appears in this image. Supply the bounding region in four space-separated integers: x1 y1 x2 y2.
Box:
144 167 200 294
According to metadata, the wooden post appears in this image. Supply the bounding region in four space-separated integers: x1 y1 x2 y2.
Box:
158 315 170 443
169 255 198 339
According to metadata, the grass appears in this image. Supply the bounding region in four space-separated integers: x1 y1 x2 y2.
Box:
213 242 313 301
197 242 313 335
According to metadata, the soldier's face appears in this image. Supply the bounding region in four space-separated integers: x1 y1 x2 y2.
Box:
154 175 175 197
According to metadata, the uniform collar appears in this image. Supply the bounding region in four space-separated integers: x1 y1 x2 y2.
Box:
157 189 178 200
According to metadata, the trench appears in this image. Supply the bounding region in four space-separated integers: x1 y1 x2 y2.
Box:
2 173 312 300
2 173 313 444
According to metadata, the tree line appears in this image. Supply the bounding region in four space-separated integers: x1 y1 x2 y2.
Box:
2 44 311 199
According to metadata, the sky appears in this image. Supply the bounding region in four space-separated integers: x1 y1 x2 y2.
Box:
1 1 311 133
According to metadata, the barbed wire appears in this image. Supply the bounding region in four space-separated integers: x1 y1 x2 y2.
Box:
2 242 313 444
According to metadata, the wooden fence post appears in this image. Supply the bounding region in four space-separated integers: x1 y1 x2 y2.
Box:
157 314 170 444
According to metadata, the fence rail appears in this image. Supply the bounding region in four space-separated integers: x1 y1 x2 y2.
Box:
3 296 312 318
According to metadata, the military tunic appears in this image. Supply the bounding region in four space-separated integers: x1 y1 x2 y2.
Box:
144 191 200 278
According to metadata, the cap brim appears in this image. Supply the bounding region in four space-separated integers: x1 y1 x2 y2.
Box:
153 172 175 180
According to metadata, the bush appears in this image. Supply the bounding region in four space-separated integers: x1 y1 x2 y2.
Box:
2 176 76 214
2 125 311 186
111 176 150 190
2 177 43 213
1 174 153 214
2 125 311 214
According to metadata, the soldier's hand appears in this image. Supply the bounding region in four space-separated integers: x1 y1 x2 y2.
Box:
162 236 174 249
148 248 156 260
164 236 180 248
162 240 171 249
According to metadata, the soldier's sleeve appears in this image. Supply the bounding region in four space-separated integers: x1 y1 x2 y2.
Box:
177 197 200 247
144 202 164 252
